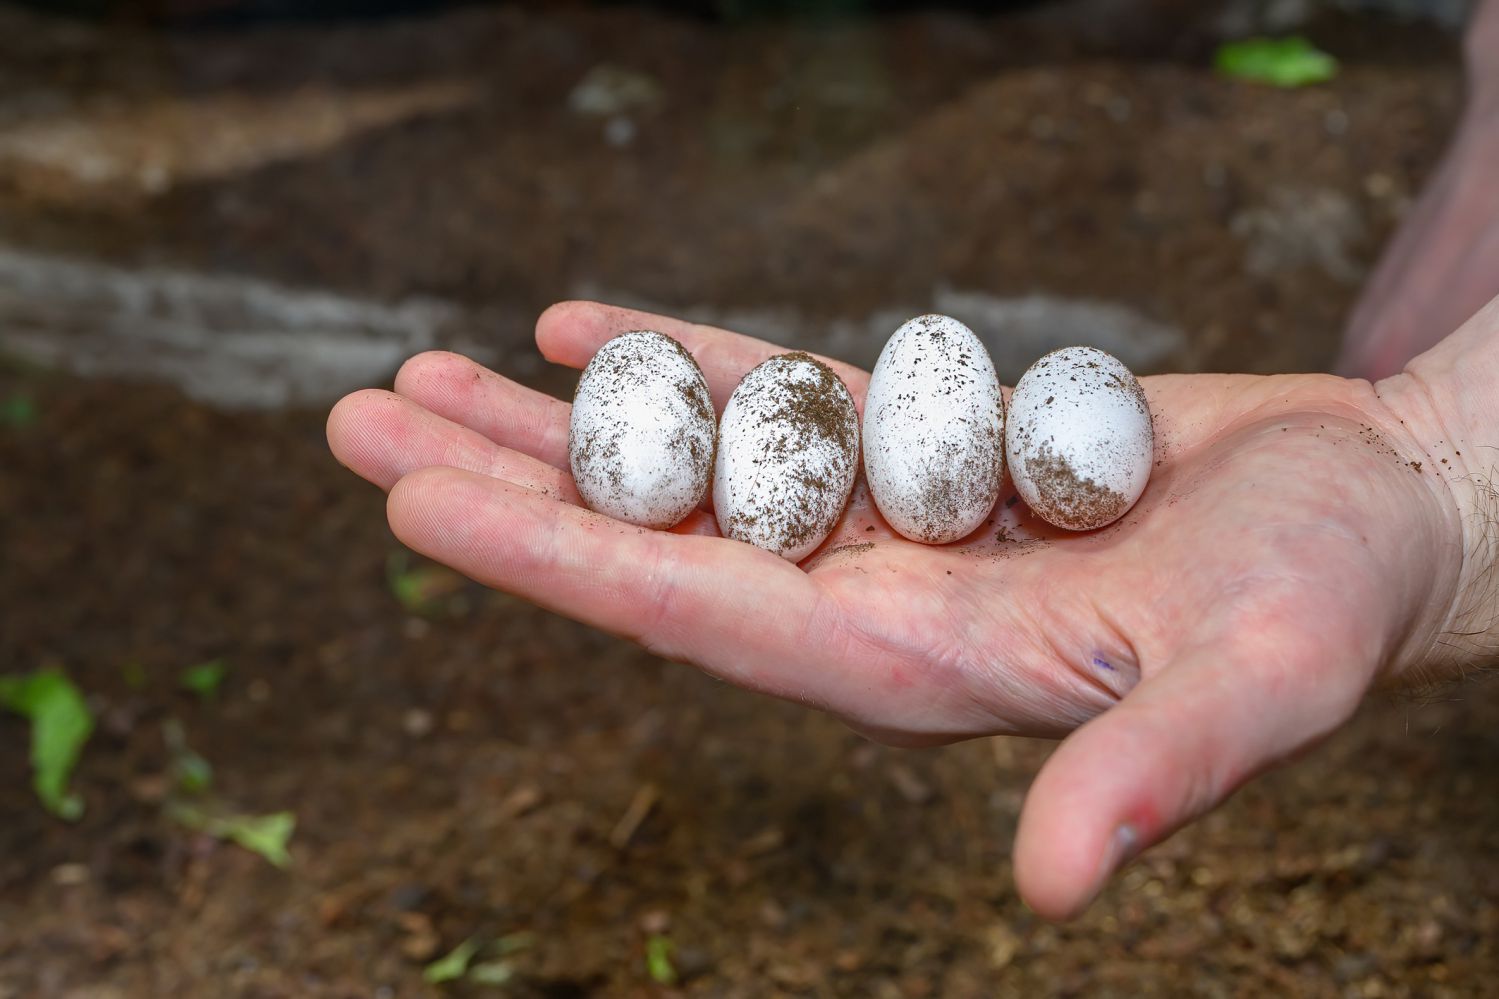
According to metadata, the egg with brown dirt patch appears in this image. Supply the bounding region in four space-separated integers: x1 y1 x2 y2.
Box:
1005 346 1153 531
569 330 716 529
713 352 860 561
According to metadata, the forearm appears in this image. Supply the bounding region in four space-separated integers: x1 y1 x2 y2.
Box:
1376 296 1499 677
1473 1 1499 64
1472 1 1499 105
1337 3 1499 380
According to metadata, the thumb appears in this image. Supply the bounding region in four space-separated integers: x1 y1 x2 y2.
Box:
1012 637 1373 920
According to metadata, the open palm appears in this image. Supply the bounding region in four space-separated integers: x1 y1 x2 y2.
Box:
328 301 1463 918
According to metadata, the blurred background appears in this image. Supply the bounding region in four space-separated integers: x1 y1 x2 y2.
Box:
1 0 1496 995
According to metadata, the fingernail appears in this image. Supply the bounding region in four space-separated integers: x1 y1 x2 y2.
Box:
1074 824 1139 917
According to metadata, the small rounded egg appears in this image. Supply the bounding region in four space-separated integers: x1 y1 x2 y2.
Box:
569 330 716 529
1005 346 1153 531
714 352 860 561
863 314 1005 543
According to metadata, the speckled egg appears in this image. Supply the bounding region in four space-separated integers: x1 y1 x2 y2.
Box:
569 330 715 529
713 352 859 561
863 314 1005 544
1005 346 1153 531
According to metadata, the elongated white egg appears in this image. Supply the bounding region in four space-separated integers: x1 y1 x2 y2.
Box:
864 314 1004 543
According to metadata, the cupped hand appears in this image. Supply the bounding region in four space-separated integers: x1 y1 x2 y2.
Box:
328 301 1465 919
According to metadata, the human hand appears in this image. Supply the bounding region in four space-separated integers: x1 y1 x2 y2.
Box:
328 301 1478 919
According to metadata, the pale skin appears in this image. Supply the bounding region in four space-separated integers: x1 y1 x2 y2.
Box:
1338 0 1499 378
328 5 1499 922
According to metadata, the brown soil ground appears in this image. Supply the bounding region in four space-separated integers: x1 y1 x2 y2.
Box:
2 3 1497 997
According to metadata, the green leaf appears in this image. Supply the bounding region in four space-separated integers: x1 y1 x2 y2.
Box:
179 659 228 699
1214 37 1338 88
645 934 677 986
424 937 482 984
173 804 295 867
0 668 93 819
0 393 36 428
212 811 295 867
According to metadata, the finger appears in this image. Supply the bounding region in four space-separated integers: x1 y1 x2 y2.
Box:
386 465 839 697
535 300 871 410
393 350 572 469
1013 627 1372 921
327 387 579 500
332 387 721 535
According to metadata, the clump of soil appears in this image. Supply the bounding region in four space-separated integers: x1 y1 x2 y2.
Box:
1024 442 1129 530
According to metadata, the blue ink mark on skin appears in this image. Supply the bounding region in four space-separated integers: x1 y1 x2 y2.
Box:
1093 656 1116 672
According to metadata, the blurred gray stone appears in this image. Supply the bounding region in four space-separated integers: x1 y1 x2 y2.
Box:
567 65 663 117
929 288 1186 381
0 246 516 408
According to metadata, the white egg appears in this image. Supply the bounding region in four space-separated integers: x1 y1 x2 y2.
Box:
863 314 1005 544
1005 346 1153 531
714 352 859 561
569 330 715 529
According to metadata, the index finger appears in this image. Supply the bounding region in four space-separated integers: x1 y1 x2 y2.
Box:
536 300 871 412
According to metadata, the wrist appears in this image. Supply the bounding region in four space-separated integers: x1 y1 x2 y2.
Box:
1374 297 1499 681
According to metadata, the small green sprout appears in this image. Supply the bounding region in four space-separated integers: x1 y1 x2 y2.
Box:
0 668 93 819
172 803 295 868
493 932 536 956
0 393 36 428
163 718 213 794
1215 37 1339 88
423 933 534 986
179 659 229 700
216 811 294 867
121 661 148 690
386 551 465 615
466 962 514 986
645 934 677 986
424 937 482 984
174 751 213 794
